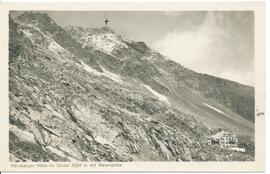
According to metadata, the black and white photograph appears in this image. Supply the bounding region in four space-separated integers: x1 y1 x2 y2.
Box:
8 10 256 162
0 1 266 172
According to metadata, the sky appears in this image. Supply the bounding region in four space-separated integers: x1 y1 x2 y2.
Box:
13 11 254 86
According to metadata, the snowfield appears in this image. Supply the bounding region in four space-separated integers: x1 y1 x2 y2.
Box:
81 33 127 55
101 66 124 84
79 61 124 84
204 103 225 114
142 84 169 104
79 61 102 76
48 41 66 58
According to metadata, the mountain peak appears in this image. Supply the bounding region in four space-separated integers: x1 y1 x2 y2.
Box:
65 26 116 36
16 12 55 26
86 26 116 35
16 11 34 19
100 26 115 33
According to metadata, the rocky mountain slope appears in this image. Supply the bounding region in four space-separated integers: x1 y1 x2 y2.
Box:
9 12 255 162
66 25 255 133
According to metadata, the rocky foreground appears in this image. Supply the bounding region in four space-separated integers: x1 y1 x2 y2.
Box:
9 12 254 162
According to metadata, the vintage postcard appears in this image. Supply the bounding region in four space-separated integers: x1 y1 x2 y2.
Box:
0 2 265 172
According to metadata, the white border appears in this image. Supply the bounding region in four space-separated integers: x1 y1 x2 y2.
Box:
0 1 266 172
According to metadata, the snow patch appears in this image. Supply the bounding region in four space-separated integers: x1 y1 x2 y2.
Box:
48 41 66 57
142 84 169 104
101 67 123 84
27 24 51 40
81 33 127 54
23 24 75 62
80 61 102 76
21 29 33 38
78 61 124 84
144 117 152 122
204 103 225 114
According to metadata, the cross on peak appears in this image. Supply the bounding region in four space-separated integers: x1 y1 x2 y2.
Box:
104 18 109 25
